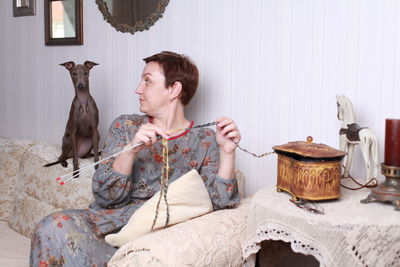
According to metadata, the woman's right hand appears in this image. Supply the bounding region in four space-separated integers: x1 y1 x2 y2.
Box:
113 123 168 175
126 123 169 155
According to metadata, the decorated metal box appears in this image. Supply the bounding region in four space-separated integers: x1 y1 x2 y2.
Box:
272 136 347 201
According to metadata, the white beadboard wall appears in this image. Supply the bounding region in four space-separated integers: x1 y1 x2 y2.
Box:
1 0 400 197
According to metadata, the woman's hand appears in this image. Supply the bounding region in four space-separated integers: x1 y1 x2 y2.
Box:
215 117 241 155
126 123 169 155
113 123 169 175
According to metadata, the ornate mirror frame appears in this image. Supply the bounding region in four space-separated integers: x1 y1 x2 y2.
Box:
95 0 169 34
44 0 83 46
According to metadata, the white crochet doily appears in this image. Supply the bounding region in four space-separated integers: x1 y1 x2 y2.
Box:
242 182 400 267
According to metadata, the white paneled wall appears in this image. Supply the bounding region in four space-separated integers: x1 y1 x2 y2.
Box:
1 0 400 196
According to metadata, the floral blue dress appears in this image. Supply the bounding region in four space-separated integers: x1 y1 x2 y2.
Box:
30 114 240 267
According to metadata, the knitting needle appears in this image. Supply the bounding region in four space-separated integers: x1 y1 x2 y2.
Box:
58 141 145 185
57 122 219 185
56 121 276 185
57 121 277 187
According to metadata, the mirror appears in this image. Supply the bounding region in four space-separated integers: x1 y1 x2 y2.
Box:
13 0 36 17
16 0 30 8
45 0 83 45
95 0 169 34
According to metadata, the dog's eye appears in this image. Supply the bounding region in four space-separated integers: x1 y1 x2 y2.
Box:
72 71 77 76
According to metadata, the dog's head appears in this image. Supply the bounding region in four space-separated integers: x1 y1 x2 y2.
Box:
60 61 99 91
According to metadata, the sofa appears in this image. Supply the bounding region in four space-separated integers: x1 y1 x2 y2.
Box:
0 136 249 267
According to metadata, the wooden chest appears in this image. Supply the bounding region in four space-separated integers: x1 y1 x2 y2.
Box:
272 136 347 201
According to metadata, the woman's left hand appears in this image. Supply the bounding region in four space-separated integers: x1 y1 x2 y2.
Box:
215 117 241 155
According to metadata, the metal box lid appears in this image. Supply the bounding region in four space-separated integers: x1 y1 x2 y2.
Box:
272 136 347 161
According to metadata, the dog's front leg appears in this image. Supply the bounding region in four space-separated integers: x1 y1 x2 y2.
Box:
93 128 100 170
70 128 80 178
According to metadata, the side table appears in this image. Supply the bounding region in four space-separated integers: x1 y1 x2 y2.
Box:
242 182 400 267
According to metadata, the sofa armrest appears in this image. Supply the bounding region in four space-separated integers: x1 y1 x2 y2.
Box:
7 141 95 238
0 137 36 222
108 197 251 267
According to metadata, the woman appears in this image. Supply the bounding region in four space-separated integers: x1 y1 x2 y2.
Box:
30 51 241 266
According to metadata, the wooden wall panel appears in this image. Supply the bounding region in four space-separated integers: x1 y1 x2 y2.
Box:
1 0 400 197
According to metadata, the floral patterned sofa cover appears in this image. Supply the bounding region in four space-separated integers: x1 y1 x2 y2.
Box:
0 136 248 267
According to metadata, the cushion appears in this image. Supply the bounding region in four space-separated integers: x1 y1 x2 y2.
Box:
7 142 95 238
108 197 251 267
105 169 213 247
0 137 35 221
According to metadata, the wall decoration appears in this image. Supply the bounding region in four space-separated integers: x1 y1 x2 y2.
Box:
44 0 83 45
13 0 36 17
95 0 169 35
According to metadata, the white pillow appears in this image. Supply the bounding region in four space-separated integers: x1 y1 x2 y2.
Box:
105 169 213 247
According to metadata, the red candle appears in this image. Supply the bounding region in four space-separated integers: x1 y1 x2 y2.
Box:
384 119 400 166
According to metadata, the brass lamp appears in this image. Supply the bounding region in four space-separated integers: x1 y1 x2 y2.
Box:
361 119 400 211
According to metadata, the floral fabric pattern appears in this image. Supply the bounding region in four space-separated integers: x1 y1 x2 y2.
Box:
31 209 117 267
30 114 239 266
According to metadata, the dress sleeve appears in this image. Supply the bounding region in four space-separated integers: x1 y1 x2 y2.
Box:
199 130 240 210
92 115 135 209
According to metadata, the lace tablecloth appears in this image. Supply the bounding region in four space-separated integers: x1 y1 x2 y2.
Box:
242 182 400 267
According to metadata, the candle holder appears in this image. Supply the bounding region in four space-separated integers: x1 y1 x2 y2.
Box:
361 163 400 210
362 119 400 210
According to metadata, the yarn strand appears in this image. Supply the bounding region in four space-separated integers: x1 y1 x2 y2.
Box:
151 137 171 230
56 121 275 185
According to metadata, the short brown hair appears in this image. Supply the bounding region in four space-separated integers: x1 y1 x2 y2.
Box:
143 51 199 105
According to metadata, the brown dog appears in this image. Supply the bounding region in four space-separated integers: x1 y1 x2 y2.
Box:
44 61 100 177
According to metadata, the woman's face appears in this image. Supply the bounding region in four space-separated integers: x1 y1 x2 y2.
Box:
135 62 170 116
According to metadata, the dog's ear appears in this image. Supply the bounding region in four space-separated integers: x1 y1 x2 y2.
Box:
60 61 75 70
84 61 99 70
